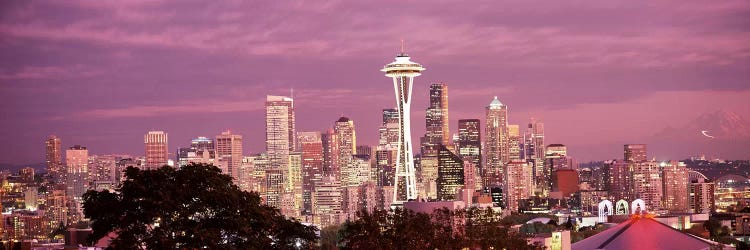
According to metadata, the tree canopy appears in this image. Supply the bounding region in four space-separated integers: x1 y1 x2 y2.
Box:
337 207 535 250
83 163 317 249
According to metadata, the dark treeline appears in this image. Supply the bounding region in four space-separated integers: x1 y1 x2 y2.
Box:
326 207 538 250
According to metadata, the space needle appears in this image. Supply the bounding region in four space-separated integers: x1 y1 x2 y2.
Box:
381 42 425 205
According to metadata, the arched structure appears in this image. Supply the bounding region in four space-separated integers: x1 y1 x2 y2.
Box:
631 199 646 215
598 200 613 223
615 200 629 215
688 170 708 183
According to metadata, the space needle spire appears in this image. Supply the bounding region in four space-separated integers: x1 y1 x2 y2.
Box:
381 43 425 205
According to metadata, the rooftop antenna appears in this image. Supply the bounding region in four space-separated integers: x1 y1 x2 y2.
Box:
400 38 405 53
290 87 294 107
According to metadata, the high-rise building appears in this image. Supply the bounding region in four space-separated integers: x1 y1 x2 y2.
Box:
237 157 254 192
504 160 533 212
356 145 372 158
662 161 689 212
375 148 396 187
379 108 400 149
321 129 336 177
144 131 168 170
66 145 88 223
177 137 216 167
45 135 64 184
265 168 285 208
266 95 296 169
334 117 356 184
44 189 67 230
89 155 117 183
543 144 572 194
608 160 633 201
484 96 508 188
345 155 371 187
420 155 439 199
690 178 715 214
248 154 270 193
508 125 521 160
524 121 545 193
423 83 449 156
382 49 424 205
298 131 324 215
436 145 464 201
282 152 303 218
313 176 343 227
215 131 243 181
624 144 647 163
457 119 481 177
632 161 663 211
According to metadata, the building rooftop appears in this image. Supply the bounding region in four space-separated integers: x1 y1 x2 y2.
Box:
336 116 351 123
488 96 503 108
572 216 728 250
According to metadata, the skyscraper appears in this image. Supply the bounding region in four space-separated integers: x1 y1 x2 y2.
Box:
662 161 689 212
382 49 425 204
313 176 343 227
457 119 481 167
144 131 168 169
376 108 399 190
423 83 449 155
632 161 663 211
283 152 303 218
690 178 715 214
177 137 216 167
45 135 64 184
298 131 324 215
524 120 545 193
266 95 296 169
543 144 571 194
334 117 357 186
504 160 533 212
484 96 508 188
624 144 647 163
321 129 336 177
508 124 521 160
66 145 88 223
457 119 481 190
379 108 400 148
608 160 634 201
436 145 464 201
215 131 243 181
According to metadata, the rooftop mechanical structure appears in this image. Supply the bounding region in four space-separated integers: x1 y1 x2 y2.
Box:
382 47 425 205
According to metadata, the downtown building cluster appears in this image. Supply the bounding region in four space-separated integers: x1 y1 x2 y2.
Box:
0 52 724 245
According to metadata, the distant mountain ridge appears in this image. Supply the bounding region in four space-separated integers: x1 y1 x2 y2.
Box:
655 110 750 140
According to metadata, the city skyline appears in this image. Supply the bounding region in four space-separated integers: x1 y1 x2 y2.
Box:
2 1 750 165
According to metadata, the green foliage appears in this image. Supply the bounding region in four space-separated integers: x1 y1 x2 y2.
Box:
338 207 534 250
704 219 730 239
83 163 317 249
519 222 556 235
320 225 343 250
571 224 607 243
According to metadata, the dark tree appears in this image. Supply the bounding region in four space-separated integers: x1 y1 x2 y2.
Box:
339 207 535 250
83 163 317 249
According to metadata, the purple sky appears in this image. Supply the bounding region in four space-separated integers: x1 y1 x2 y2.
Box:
1 1 749 165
